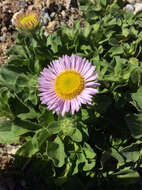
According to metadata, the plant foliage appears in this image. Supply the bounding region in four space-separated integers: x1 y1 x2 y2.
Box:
0 0 142 188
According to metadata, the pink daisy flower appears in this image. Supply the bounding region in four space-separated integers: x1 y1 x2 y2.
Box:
38 55 100 116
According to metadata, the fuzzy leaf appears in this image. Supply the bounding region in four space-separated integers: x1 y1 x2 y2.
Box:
0 65 22 89
131 87 142 111
17 141 38 157
0 119 37 144
47 136 66 167
0 88 14 119
47 121 62 134
70 128 82 142
0 120 19 144
83 143 96 159
125 113 142 139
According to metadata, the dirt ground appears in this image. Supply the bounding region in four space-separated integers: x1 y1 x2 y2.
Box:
0 0 81 64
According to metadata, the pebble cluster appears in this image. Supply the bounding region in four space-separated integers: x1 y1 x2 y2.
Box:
0 0 82 64
123 0 142 14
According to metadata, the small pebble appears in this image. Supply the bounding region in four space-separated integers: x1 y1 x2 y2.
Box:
66 0 71 9
19 0 27 8
46 20 58 30
124 4 135 12
0 36 6 42
127 0 136 4
41 9 51 25
3 0 10 5
50 12 56 19
1 27 7 34
134 3 142 14
6 145 21 155
61 10 66 18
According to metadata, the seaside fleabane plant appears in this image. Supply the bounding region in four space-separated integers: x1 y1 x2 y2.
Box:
38 55 100 116
12 9 40 31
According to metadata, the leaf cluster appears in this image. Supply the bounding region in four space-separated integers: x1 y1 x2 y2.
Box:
0 0 142 187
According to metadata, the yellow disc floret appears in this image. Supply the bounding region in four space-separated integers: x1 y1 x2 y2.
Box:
12 10 39 31
19 14 39 29
20 15 37 26
54 70 84 100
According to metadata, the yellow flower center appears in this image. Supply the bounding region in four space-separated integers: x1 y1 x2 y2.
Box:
54 70 84 100
19 15 38 29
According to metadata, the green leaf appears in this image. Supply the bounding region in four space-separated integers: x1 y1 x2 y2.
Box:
114 169 140 184
17 141 38 157
114 56 127 76
47 121 62 134
15 74 38 105
100 0 107 6
0 119 36 144
47 136 66 167
129 67 142 91
82 22 91 38
122 63 137 81
17 128 49 157
0 64 22 89
46 34 62 53
17 109 39 120
0 87 14 119
131 87 142 111
6 45 27 57
81 109 89 121
92 22 101 34
120 143 141 163
83 160 96 171
31 38 38 49
34 59 42 74
118 171 139 180
8 95 29 116
32 128 49 149
109 38 119 47
109 46 124 56
122 27 129 37
125 113 142 139
7 55 29 66
0 120 19 144
39 107 54 127
12 119 39 136
111 148 125 167
70 128 82 142
15 73 38 90
83 142 96 159
61 118 76 136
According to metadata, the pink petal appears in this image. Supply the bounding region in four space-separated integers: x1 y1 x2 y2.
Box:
83 66 96 79
71 99 76 115
85 73 98 82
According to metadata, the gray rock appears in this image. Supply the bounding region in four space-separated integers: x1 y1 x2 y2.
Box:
50 12 56 19
41 10 51 25
19 0 27 8
134 3 142 14
127 0 136 4
0 35 6 42
124 4 135 12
